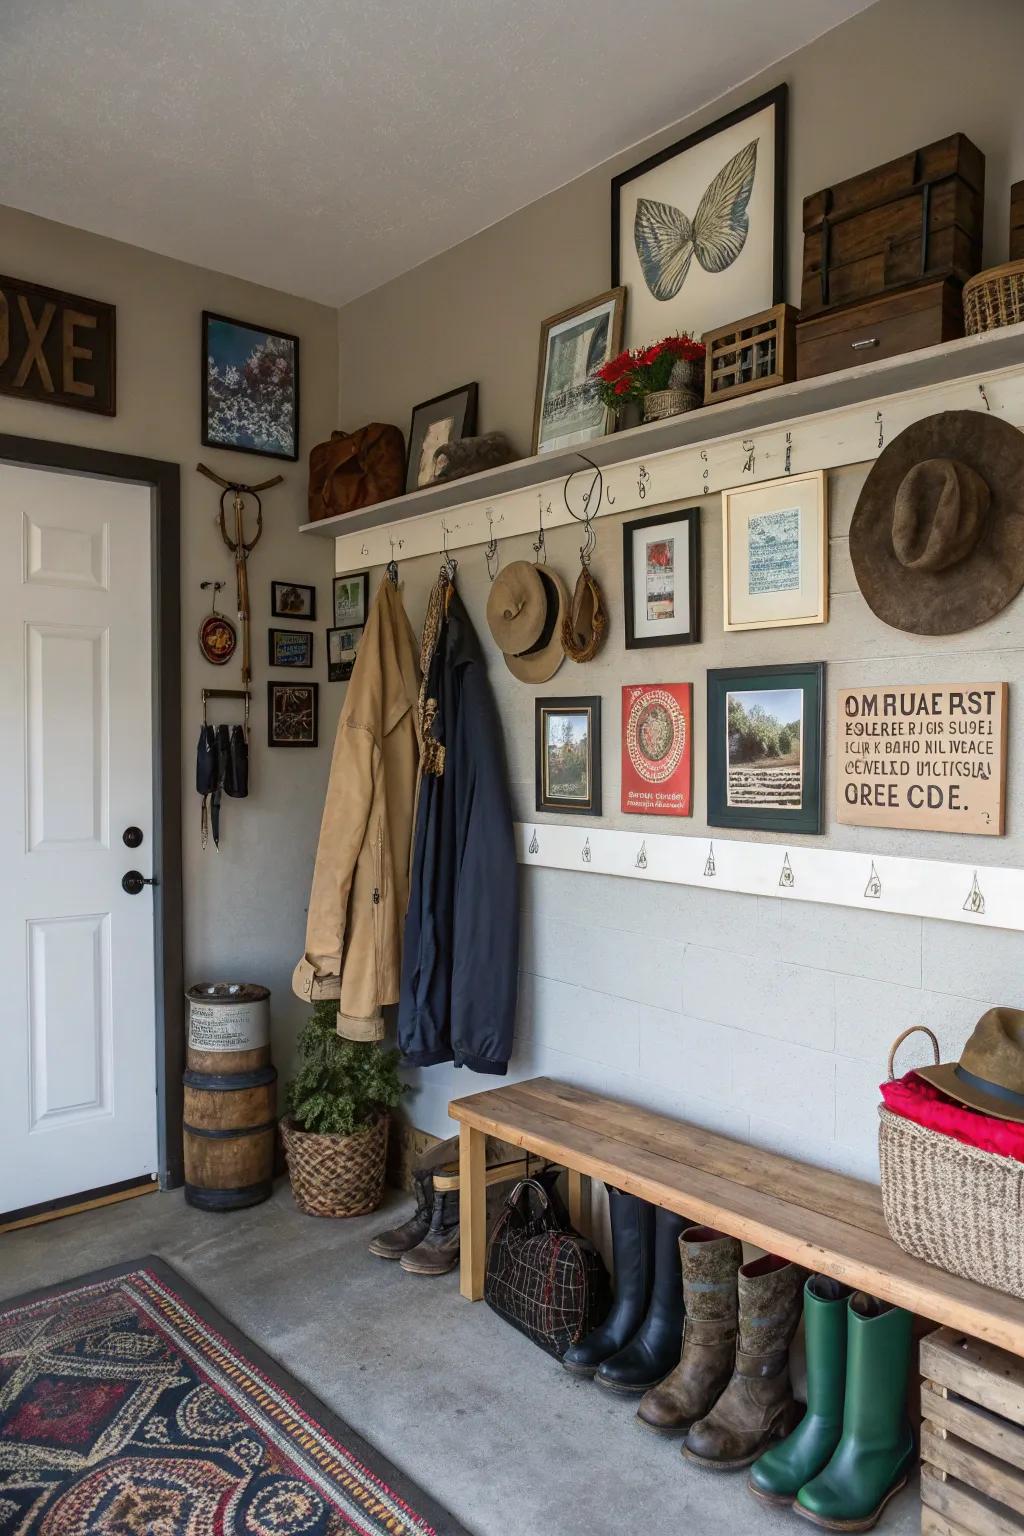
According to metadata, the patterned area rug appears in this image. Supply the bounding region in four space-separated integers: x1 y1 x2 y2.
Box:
0 1257 468 1535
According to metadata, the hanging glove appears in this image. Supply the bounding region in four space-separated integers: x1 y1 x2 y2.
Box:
224 723 249 798
196 724 218 850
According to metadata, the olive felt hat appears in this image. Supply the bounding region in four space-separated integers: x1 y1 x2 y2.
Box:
916 1008 1024 1124
485 559 568 683
849 410 1024 635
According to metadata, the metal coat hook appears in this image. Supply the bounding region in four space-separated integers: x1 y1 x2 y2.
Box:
784 432 793 475
360 542 370 556
742 439 756 475
385 534 402 587
979 382 992 412
700 449 710 495
484 508 500 582
532 499 547 564
440 521 458 581
637 464 651 500
875 410 885 450
565 454 603 569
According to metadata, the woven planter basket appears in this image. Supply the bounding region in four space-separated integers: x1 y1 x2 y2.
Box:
878 1026 1024 1299
642 386 702 423
962 259 1024 334
281 1112 389 1218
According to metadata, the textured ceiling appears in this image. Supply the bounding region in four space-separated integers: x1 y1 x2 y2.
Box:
2 0 875 306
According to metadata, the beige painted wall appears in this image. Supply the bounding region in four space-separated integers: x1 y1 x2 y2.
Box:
0 203 339 1086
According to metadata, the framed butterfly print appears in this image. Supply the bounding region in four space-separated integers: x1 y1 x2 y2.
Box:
611 85 787 349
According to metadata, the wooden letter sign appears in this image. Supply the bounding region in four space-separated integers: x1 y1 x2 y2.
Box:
837 684 1007 835
0 274 115 416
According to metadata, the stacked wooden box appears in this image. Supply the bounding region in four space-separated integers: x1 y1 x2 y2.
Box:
920 1327 1024 1536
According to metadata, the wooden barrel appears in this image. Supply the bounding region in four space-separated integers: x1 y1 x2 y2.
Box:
184 983 276 1211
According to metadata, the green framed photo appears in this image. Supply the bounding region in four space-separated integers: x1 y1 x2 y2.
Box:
707 662 824 834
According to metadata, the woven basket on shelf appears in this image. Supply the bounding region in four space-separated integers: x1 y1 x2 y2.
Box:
642 387 701 423
281 1112 389 1218
962 259 1024 334
878 1026 1024 1299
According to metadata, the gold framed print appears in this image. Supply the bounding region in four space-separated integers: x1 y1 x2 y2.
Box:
721 469 828 632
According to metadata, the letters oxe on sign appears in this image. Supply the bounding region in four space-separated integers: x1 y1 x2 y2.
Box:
837 684 1008 836
0 274 116 415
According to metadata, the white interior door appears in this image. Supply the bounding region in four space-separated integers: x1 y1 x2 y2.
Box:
0 462 157 1214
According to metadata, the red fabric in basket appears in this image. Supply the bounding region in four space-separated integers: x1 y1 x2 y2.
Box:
881 1071 1024 1163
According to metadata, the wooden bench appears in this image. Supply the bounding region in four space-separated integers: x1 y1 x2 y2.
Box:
448 1077 1024 1357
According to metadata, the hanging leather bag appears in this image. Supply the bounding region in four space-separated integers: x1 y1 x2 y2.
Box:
484 1177 611 1360
307 424 405 521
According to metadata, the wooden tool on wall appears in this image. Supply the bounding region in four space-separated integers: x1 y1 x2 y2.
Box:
196 462 283 687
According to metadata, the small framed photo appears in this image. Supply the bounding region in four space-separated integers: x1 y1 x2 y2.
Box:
271 580 316 620
623 508 701 649
533 287 625 454
722 469 828 631
333 572 369 628
405 383 478 492
535 697 602 816
267 681 318 747
268 628 313 668
202 311 299 461
621 683 693 817
327 626 361 682
707 662 824 834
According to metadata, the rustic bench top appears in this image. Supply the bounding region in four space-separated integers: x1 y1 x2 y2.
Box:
449 1076 1024 1357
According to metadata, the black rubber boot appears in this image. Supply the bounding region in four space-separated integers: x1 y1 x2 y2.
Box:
562 1187 655 1378
596 1207 689 1394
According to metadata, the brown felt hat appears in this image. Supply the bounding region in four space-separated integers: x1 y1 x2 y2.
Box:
917 1008 1024 1124
486 560 568 683
849 410 1024 635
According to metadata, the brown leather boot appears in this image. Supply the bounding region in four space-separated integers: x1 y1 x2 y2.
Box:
637 1226 742 1434
683 1254 806 1470
368 1136 458 1261
400 1188 460 1275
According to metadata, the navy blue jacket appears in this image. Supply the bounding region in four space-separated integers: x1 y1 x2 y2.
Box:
398 590 518 1074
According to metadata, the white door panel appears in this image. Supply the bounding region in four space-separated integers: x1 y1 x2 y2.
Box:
0 463 157 1211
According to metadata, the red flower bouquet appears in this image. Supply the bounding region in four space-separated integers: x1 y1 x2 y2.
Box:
595 333 705 413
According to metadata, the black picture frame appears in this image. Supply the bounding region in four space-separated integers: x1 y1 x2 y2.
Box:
535 696 602 816
268 628 313 668
405 382 478 493
332 571 369 628
327 626 362 682
267 681 318 748
271 580 316 620
707 661 825 834
623 507 701 649
201 310 300 462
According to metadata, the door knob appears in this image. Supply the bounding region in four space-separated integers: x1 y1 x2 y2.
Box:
122 870 159 896
123 826 144 848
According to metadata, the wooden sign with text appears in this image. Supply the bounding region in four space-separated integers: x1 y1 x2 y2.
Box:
0 273 116 415
837 684 1007 835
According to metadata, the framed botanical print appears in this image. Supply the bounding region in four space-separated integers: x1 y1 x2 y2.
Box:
623 508 701 648
532 287 625 454
327 625 361 682
722 470 828 631
405 383 478 492
621 683 693 816
268 628 313 668
611 86 787 349
333 571 369 628
707 662 825 834
267 681 318 747
271 580 316 620
202 311 299 461
535 697 602 816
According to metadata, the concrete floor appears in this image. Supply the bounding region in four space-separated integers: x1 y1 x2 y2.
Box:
1 1182 920 1536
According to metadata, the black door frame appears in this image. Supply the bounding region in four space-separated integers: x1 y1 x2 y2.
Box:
0 432 184 1192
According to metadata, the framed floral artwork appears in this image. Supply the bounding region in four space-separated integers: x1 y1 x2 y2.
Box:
623 508 701 648
202 311 299 461
722 470 828 631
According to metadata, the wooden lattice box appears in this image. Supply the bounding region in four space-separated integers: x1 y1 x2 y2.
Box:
920 1327 1024 1536
702 304 796 404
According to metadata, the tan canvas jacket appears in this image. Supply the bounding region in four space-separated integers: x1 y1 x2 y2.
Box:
292 579 420 1040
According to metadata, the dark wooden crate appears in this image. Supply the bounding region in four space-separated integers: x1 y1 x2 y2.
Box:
796 278 964 381
702 303 797 404
801 133 985 315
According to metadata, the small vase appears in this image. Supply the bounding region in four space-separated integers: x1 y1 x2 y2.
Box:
642 386 702 424
614 400 643 433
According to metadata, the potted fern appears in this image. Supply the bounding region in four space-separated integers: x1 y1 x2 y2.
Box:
281 1001 405 1217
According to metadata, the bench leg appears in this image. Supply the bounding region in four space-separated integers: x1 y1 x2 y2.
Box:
459 1123 487 1301
567 1170 590 1236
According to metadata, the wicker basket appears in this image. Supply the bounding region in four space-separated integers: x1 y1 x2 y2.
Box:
962 259 1024 334
878 1026 1024 1298
642 387 702 423
281 1112 389 1218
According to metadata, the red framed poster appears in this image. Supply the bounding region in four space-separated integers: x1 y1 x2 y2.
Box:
621 683 693 816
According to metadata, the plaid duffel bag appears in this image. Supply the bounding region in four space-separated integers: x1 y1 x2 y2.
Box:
484 1178 611 1360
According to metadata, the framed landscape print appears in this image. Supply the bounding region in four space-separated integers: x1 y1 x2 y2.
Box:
535 697 602 816
202 311 299 461
405 382 477 492
532 287 625 454
707 662 824 834
267 681 318 747
722 470 828 631
623 508 701 648
621 683 693 816
611 86 786 348
333 572 369 628
271 580 316 620
327 625 361 682
268 628 313 668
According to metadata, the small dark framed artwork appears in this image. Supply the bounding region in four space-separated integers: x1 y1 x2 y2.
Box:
535 696 602 816
623 507 701 649
202 311 300 461
268 628 313 668
267 681 318 747
406 382 478 492
333 572 369 628
271 580 316 620
327 626 361 682
707 662 825 834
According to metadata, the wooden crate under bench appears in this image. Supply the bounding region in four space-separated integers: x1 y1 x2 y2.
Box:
920 1327 1024 1536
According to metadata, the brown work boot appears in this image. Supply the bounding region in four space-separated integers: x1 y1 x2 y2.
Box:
637 1226 742 1434
368 1136 458 1261
683 1254 806 1470
400 1188 460 1275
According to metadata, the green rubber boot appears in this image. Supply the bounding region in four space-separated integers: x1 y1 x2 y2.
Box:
748 1275 851 1506
794 1294 915 1532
